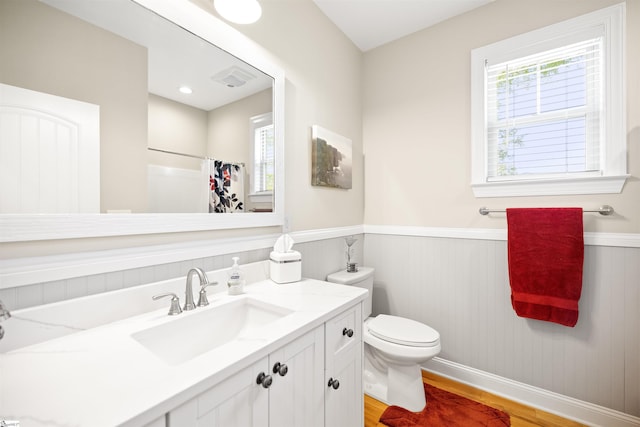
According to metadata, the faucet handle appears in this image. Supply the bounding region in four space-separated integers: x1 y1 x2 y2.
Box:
0 299 11 321
152 293 182 316
197 281 218 307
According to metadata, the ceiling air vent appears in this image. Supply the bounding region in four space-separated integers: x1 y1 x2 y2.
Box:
212 66 256 88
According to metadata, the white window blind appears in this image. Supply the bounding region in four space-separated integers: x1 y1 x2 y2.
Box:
253 122 274 193
486 38 602 181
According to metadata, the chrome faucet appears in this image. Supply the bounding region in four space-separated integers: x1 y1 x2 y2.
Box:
0 299 11 340
184 268 209 311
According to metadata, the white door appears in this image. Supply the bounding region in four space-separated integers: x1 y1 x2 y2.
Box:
0 83 100 213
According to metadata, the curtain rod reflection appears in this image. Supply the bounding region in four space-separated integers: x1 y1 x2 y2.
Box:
147 147 245 167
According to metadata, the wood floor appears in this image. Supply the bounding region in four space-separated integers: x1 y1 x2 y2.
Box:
365 370 588 427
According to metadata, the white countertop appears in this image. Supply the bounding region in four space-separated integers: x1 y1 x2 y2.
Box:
0 278 367 427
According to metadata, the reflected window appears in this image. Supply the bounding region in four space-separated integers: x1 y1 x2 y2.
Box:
250 112 274 196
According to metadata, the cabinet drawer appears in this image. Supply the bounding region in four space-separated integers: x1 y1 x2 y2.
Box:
325 303 362 359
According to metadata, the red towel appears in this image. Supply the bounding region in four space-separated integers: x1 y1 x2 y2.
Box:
507 208 584 327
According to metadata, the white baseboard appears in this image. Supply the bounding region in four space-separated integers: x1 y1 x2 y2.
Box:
423 357 640 427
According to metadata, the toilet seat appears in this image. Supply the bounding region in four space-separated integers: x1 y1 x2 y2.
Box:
367 314 439 347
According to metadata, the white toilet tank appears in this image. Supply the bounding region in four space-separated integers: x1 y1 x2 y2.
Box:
326 267 374 317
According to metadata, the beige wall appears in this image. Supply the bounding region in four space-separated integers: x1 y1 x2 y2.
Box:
221 0 365 231
1 0 363 257
0 0 149 214
207 88 272 164
148 93 208 170
363 0 640 233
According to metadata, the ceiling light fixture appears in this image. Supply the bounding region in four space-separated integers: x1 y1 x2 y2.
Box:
213 0 262 25
179 86 193 94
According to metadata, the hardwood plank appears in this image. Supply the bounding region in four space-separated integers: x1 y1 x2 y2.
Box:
363 370 588 427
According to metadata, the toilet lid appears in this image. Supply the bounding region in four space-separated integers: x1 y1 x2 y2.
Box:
367 315 440 347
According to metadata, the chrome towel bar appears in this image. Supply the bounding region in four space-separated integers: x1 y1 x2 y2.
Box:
479 205 614 216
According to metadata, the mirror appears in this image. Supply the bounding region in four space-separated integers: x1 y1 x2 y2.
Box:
0 0 285 241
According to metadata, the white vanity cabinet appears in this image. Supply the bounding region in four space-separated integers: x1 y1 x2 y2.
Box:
324 304 363 427
167 326 325 427
142 417 166 427
1 277 368 427
165 302 363 427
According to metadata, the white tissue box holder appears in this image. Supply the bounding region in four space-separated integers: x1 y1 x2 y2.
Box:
270 250 301 284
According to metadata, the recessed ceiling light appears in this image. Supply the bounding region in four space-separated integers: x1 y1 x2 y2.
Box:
214 0 262 25
179 86 193 94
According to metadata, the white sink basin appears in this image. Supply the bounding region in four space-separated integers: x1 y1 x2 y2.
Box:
131 295 293 365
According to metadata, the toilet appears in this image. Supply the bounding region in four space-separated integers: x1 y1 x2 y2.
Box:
327 267 440 412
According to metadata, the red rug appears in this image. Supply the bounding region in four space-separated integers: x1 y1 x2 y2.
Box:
379 383 511 426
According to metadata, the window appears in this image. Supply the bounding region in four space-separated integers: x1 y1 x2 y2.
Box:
470 4 626 197
249 112 274 198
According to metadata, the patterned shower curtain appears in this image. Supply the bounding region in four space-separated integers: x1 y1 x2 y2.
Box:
209 160 245 213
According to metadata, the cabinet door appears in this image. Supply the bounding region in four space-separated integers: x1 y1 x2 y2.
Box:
325 342 362 427
268 326 325 427
168 358 269 427
325 304 363 427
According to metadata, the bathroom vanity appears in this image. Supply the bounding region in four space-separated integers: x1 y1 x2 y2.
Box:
0 264 366 427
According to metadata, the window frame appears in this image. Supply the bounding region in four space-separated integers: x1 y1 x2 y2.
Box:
470 3 627 198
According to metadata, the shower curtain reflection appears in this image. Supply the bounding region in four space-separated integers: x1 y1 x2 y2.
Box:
147 149 245 213
208 159 245 213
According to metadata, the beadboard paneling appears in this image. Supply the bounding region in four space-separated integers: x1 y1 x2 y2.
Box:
297 234 364 281
363 233 640 418
0 235 360 312
0 247 270 311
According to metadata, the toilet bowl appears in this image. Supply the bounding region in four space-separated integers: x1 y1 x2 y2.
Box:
326 267 441 412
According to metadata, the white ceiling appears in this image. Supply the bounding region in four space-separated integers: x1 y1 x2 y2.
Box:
43 0 272 111
41 0 494 110
312 0 494 51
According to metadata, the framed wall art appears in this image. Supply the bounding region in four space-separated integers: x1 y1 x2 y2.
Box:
311 125 352 189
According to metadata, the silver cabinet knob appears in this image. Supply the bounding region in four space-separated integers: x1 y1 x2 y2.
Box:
272 362 288 376
342 327 354 338
256 372 273 389
327 377 340 390
152 293 182 315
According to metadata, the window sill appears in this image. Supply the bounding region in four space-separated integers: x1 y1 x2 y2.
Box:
471 175 629 198
249 192 273 203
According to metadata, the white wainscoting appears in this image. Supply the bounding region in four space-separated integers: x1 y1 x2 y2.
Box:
0 226 364 309
363 227 640 424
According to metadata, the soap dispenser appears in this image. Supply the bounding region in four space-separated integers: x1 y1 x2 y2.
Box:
227 257 245 295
